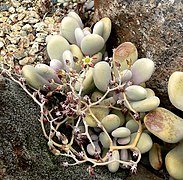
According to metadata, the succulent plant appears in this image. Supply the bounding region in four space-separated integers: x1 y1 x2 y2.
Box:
7 11 182 179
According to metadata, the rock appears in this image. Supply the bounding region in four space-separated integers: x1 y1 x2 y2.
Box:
126 164 163 180
94 0 183 113
144 107 183 143
165 141 183 180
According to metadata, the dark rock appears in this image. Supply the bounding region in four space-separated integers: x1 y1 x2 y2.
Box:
94 0 183 115
0 77 163 179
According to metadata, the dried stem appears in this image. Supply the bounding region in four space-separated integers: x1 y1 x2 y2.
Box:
3 67 143 173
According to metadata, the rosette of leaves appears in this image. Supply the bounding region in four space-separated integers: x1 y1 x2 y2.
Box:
47 11 111 73
22 11 112 91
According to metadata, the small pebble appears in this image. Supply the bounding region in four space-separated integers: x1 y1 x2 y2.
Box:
0 41 4 48
8 6 16 13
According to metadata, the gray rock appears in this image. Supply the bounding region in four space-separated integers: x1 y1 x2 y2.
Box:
94 0 183 114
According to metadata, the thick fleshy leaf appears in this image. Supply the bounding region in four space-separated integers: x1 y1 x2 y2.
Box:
93 21 104 36
101 114 120 133
74 67 94 93
125 119 139 133
125 85 147 101
70 44 83 72
93 61 111 92
168 71 183 111
99 132 110 148
130 132 153 154
81 34 105 56
60 16 80 44
22 65 56 90
100 17 112 42
108 150 120 173
111 127 131 138
149 143 162 170
165 141 183 180
75 27 84 47
35 64 61 83
47 35 70 61
125 96 160 112
87 141 101 156
131 58 155 84
50 59 64 72
62 50 74 70
113 42 138 73
67 11 83 29
144 107 183 143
